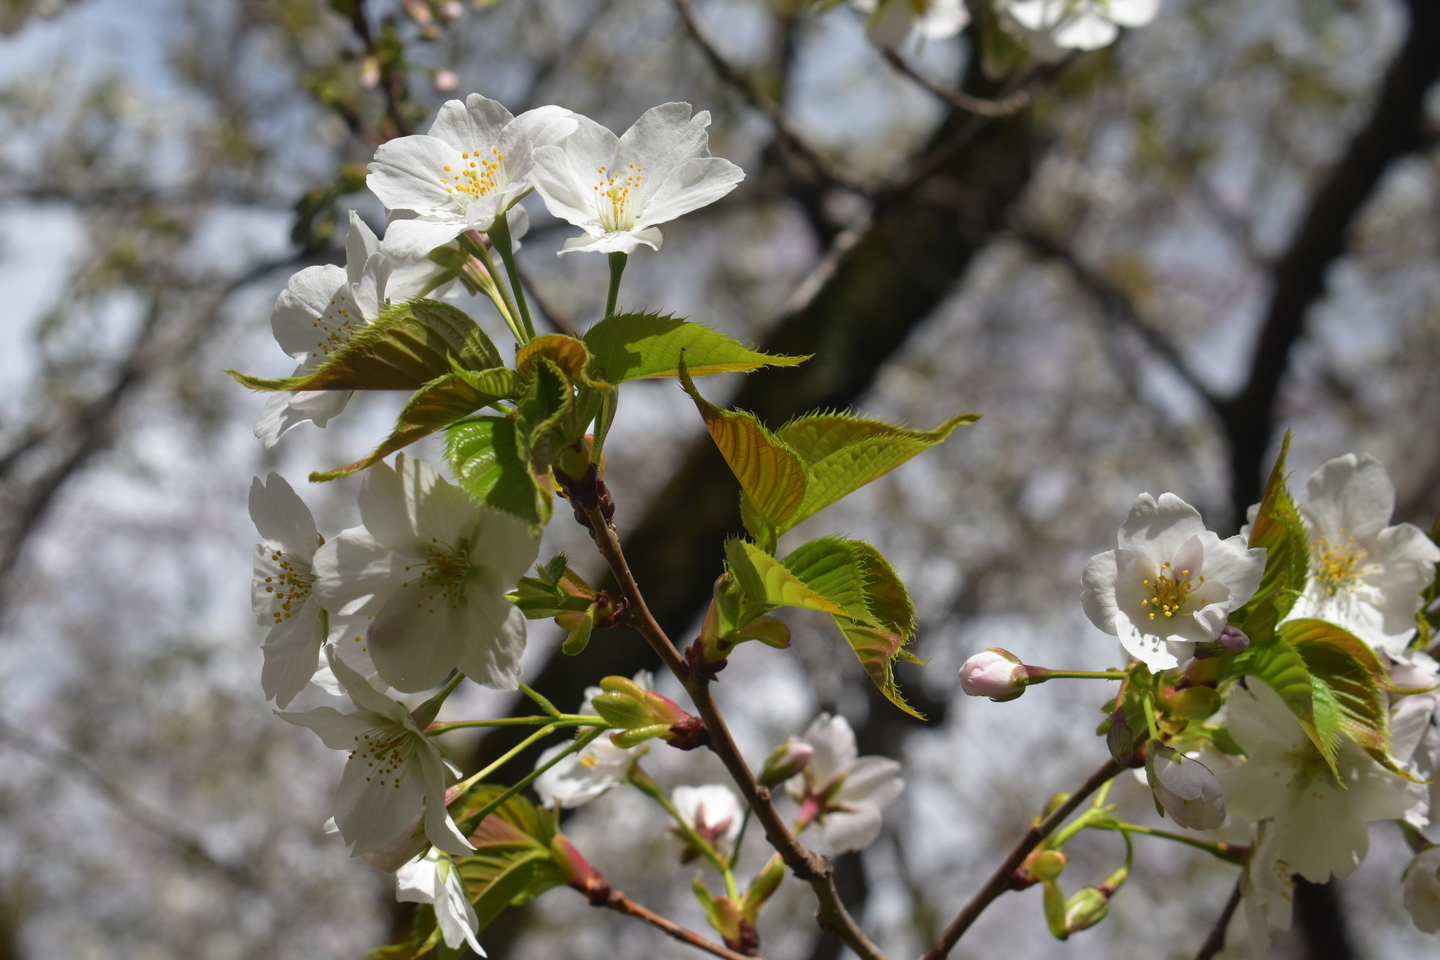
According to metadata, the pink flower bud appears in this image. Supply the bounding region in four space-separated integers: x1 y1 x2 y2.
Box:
433 69 459 92
959 649 1027 701
1216 624 1250 653
758 740 814 787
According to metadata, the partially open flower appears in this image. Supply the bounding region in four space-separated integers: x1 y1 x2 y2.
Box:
672 784 744 861
1150 751 1226 831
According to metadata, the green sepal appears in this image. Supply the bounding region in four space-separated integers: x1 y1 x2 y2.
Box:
445 417 553 529
680 359 809 531
774 411 978 532
310 367 523 482
584 311 807 383
227 298 502 392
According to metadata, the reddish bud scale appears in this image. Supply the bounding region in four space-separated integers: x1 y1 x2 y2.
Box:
667 715 710 751
592 590 630 629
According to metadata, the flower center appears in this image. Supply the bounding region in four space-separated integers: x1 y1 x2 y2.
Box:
310 289 365 359
1139 562 1204 621
1312 532 1367 596
438 148 506 205
261 550 315 624
591 163 643 231
400 538 476 614
353 729 411 789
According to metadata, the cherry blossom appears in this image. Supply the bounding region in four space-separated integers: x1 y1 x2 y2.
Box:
786 714 903 854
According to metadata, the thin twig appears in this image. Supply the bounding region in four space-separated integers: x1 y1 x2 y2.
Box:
879 48 1039 118
671 0 873 195
919 758 1124 960
604 889 765 960
1192 873 1244 960
582 505 888 960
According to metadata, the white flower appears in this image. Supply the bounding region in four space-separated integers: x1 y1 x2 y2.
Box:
852 0 970 46
533 672 653 809
531 102 745 256
1218 679 1414 882
786 713 903 854
1403 846 1440 935
1082 492 1266 671
314 454 539 693
367 94 576 259
1285 454 1440 660
672 784 744 859
1151 752 1226 830
1389 660 1439 828
279 646 474 858
1239 820 1294 960
397 847 486 955
1001 0 1162 52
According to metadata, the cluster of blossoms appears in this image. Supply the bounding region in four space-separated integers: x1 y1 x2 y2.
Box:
962 451 1440 949
827 0 1163 53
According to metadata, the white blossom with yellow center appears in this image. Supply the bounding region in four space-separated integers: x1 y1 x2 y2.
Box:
533 672 652 809
785 713 904 855
397 847 486 955
279 646 474 858
531 102 745 255
1001 0 1163 55
1219 679 1415 884
1082 492 1266 670
313 454 539 694
249 472 375 707
366 94 576 259
1284 453 1440 660
256 212 450 447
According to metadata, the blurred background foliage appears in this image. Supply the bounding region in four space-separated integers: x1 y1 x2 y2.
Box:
0 0 1438 958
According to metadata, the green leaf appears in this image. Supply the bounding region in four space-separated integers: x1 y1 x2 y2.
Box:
1234 635 1339 776
725 538 853 621
679 360 808 530
584 312 807 383
1284 618 1409 775
837 619 923 718
227 299 502 392
445 417 552 528
516 359 575 467
849 540 916 638
311 368 523 482
781 537 873 622
776 412 979 531
1236 431 1310 622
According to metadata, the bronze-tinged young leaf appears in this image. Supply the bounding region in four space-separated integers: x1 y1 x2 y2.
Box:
446 417 552 528
457 786 569 929
776 411 978 532
516 334 593 381
584 312 807 383
1283 618 1413 776
516 359 575 466
1234 635 1340 776
835 618 924 720
227 298 502 392
311 368 523 482
680 359 807 530
1236 430 1309 624
725 538 851 621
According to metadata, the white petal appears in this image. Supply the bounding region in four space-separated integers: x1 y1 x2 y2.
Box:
271 265 349 358
558 227 664 256
368 135 468 220
417 746 475 855
634 156 744 230
1117 492 1208 564
835 757 903 807
277 705 379 750
381 216 468 261
618 103 711 190
396 851 439 904
1080 550 1120 635
313 525 400 618
1197 532 1267 609
357 458 424 552
1108 0 1163 27
326 644 412 721
469 506 541 584
1403 847 1440 934
345 211 383 288
428 94 513 152
823 805 883 854
367 581 469 693
802 714 858 788
1051 10 1119 48
261 597 326 708
249 473 319 557
917 0 970 37
334 747 428 857
1301 453 1394 544
455 579 528 691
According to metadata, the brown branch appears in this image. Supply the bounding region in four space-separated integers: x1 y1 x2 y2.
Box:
582 505 888 960
671 0 873 194
604 889 766 960
1012 226 1224 419
879 48 1039 119
919 758 1124 960
1192 873 1244 960
1217 0 1440 522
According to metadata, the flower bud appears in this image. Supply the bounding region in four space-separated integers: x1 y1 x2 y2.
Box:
758 740 814 787
1106 707 1138 767
1165 684 1220 720
1195 624 1250 658
742 853 786 923
1028 849 1067 883
959 648 1027 701
592 676 699 749
551 834 611 905
1151 753 1226 830
1063 887 1110 933
1403 846 1440 934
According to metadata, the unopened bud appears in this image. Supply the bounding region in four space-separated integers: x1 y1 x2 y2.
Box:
758 740 813 787
959 648 1027 701
1028 849 1067 883
1064 887 1110 933
592 677 700 748
742 853 786 923
1165 685 1220 720
1195 624 1250 658
1106 707 1137 767
432 69 458 92
551 834 610 905
666 715 709 751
